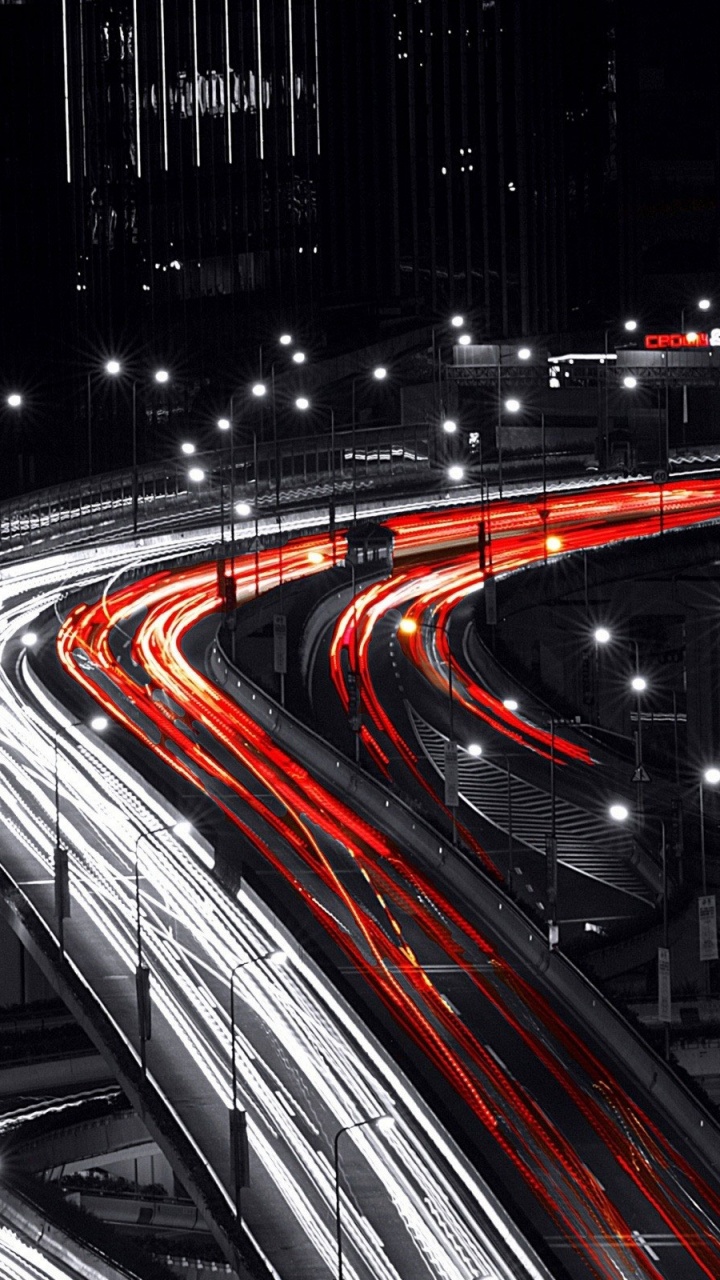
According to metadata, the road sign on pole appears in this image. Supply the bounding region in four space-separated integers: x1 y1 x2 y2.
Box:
631 764 651 784
658 946 671 1023
444 741 459 808
699 894 718 962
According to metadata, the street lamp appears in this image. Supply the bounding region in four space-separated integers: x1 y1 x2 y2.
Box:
295 396 310 411
448 463 464 483
609 803 670 1057
279 333 293 345
6 392 22 408
188 465 205 484
623 375 637 389
334 1115 394 1280
180 441 196 455
399 613 459 840
698 767 720 993
133 820 190 1073
291 350 306 365
450 314 465 328
624 319 638 333
442 418 457 434
53 715 108 953
229 949 287 1222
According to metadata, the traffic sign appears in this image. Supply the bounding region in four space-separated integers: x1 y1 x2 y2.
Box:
631 765 651 784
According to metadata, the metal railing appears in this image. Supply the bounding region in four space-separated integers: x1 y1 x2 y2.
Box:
0 421 438 556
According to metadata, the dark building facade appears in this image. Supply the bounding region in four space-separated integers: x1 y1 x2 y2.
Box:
393 0 620 335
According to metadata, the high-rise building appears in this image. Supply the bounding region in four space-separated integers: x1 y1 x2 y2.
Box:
393 0 619 334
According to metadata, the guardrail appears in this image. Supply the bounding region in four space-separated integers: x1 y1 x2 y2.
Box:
0 421 436 556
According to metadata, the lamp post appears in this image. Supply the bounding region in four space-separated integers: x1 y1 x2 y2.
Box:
53 714 108 954
398 612 458 842
133 819 190 1074
350 366 388 523
468 742 517 891
698 766 719 993
610 803 670 1057
496 345 532 497
680 299 712 438
630 648 648 823
334 1114 394 1280
229 949 287 1224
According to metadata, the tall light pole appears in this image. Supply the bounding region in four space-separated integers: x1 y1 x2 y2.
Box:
398 612 458 843
334 1114 394 1280
229 949 287 1224
133 819 190 1074
698 766 719 994
610 803 670 1058
350 366 388 523
52 714 108 954
630 650 648 823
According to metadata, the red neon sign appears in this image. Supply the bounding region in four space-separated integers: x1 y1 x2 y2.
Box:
644 331 710 349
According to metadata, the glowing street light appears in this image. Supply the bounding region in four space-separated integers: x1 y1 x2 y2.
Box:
373 365 388 380
279 333 293 345
180 441 196 455
292 350 306 364
609 802 629 823
458 333 472 346
624 319 638 332
594 626 611 644
6 393 22 408
467 742 482 758
154 368 170 384
251 382 267 398
450 314 465 328
505 398 521 413
699 298 711 311
21 631 37 647
518 347 532 360
503 697 519 712
235 501 252 518
442 418 458 434
448 464 465 482
630 674 647 692
188 466 205 483
105 359 121 376
623 375 637 389
295 396 310 411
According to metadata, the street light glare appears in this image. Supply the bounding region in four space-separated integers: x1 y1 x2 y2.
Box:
703 767 720 786
295 396 310 410
292 350 306 364
7 393 22 408
154 368 170 383
180 441 196 455
279 333 293 345
503 698 519 712
398 617 418 636
21 631 37 647
631 674 647 692
217 417 231 430
373 366 388 380
90 715 108 733
251 382 267 397
505 397 521 412
173 820 192 838
458 333 472 346
546 535 562 553
698 298 711 311
447 463 465 482
105 359 121 375
594 626 611 644
450 314 464 328
609 802 629 823
188 466 205 482
518 347 532 360
442 418 458 434
623 375 637 389
624 319 638 332
467 742 482 757
235 501 252 517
